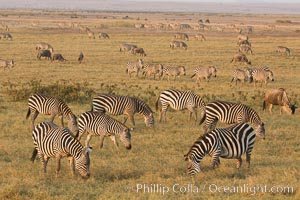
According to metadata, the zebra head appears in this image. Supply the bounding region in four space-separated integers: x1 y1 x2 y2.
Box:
68 114 79 136
145 112 154 128
267 70 274 82
120 128 132 150
254 122 265 139
75 146 92 179
184 154 201 176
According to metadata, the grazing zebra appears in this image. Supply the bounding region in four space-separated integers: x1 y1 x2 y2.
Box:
87 30 95 39
120 43 138 52
26 94 78 134
199 100 265 139
230 68 252 86
99 32 110 39
237 39 251 47
184 122 256 176
190 66 217 85
174 33 189 41
155 89 206 122
78 52 84 64
92 94 154 128
251 67 274 87
276 46 291 56
125 59 144 78
239 46 253 55
76 111 131 150
263 88 297 115
142 63 164 80
0 59 14 69
194 33 206 41
170 40 188 50
161 66 186 81
31 122 91 178
36 42 54 52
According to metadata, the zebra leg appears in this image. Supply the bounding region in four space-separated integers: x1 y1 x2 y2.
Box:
55 155 62 175
31 111 39 130
236 157 242 169
109 135 119 148
49 113 56 123
99 135 105 149
128 114 135 127
38 151 46 174
68 156 75 176
246 153 251 168
85 134 93 149
123 115 128 124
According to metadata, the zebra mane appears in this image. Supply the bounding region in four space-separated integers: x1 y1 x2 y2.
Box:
134 97 153 115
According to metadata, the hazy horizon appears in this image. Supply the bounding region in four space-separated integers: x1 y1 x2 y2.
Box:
1 0 300 14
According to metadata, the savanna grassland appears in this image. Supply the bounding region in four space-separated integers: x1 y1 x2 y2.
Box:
0 9 299 200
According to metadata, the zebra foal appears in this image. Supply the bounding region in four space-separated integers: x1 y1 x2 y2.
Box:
184 122 256 176
76 111 131 150
155 89 206 122
92 94 154 128
26 94 78 134
199 100 265 139
31 122 91 178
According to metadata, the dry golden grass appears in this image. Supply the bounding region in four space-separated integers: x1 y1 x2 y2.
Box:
0 10 299 200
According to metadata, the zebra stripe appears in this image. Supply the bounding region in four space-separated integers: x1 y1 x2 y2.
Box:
184 122 256 176
199 100 265 138
76 111 131 150
26 94 78 134
92 94 154 128
32 122 91 178
230 68 252 85
155 89 206 122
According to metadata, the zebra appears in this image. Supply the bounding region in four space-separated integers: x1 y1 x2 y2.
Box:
239 46 253 55
190 66 217 85
92 94 154 128
31 122 91 178
174 33 189 41
155 89 206 122
194 33 206 41
0 59 14 69
26 94 78 134
169 40 188 50
87 30 95 39
251 67 274 87
199 100 265 139
76 111 131 150
238 39 251 47
161 66 186 81
230 68 253 86
120 43 138 52
276 46 291 56
0 33 12 40
99 32 110 39
125 59 144 78
36 42 54 52
142 63 164 80
184 122 256 176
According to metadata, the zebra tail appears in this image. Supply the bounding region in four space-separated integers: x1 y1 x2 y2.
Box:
26 108 31 119
263 100 266 111
30 148 38 162
191 74 196 78
199 112 206 125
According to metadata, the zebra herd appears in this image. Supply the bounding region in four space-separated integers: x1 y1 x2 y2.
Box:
27 86 272 177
